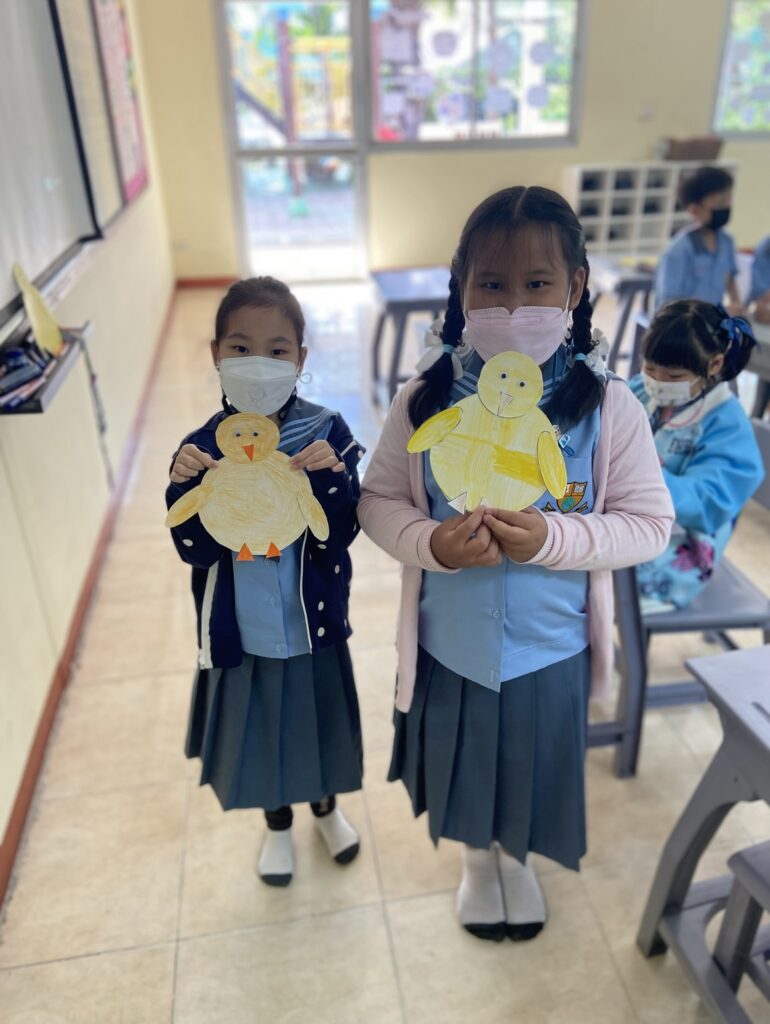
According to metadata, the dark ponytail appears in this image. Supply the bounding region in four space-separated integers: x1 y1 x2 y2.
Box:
408 186 605 429
644 299 756 384
543 258 604 430
408 272 464 427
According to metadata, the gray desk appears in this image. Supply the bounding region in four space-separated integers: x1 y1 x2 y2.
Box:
748 318 770 419
370 266 449 403
637 645 770 1020
590 256 656 373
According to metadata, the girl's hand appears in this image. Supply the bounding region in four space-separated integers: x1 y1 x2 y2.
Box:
290 441 346 473
430 508 502 569
483 508 548 563
170 444 219 483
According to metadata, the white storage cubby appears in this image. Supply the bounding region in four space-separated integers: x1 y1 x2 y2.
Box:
564 160 738 259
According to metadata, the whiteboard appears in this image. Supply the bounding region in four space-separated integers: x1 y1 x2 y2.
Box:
56 0 123 226
0 0 97 312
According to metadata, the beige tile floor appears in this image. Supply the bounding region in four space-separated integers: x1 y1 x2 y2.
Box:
1 286 770 1023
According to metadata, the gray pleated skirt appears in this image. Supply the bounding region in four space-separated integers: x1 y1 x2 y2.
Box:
388 646 590 871
186 643 363 812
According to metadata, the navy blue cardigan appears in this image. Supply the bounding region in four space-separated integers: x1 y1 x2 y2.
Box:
165 400 363 669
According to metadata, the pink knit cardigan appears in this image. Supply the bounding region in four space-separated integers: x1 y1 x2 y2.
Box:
358 378 674 712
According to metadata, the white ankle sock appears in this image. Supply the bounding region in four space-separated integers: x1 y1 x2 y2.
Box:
314 808 360 864
456 845 505 938
497 847 547 934
258 827 294 886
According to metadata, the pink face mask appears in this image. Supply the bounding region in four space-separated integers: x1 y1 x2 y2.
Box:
463 291 571 365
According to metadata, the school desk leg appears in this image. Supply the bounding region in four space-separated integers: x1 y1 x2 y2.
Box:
636 745 754 957
371 309 388 402
388 309 408 403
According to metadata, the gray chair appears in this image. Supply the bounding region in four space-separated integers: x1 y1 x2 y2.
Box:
714 841 770 1006
752 419 770 512
587 561 770 777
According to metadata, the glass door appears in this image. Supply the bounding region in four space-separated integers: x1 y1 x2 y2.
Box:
220 1 366 282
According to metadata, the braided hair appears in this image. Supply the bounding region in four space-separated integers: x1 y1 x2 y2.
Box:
644 299 755 383
408 186 604 430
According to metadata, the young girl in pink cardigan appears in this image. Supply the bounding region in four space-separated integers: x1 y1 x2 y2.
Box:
358 186 673 943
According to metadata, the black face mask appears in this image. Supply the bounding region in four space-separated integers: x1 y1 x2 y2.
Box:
708 207 731 230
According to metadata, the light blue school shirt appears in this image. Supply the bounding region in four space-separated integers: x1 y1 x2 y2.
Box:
654 227 737 311
418 348 600 691
749 235 770 302
232 399 335 659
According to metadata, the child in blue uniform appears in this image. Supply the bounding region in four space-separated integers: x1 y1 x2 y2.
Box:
359 186 673 943
630 299 764 611
655 167 745 315
749 235 770 324
167 277 365 886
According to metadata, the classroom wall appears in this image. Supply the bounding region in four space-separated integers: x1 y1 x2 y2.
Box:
133 0 770 277
0 0 174 842
133 0 240 279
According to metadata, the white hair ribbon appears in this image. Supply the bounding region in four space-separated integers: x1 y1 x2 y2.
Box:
415 317 466 381
569 328 609 380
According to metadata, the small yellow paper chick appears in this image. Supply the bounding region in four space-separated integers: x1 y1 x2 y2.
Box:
12 263 63 355
166 412 329 559
407 351 568 512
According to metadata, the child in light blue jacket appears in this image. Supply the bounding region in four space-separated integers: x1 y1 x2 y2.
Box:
749 235 770 323
630 300 764 611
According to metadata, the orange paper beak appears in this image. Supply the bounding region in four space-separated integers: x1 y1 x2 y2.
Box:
242 444 255 461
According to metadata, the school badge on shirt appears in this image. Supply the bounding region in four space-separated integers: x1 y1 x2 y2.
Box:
543 480 589 514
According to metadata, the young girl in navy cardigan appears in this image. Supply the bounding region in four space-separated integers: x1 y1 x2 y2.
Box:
166 277 364 886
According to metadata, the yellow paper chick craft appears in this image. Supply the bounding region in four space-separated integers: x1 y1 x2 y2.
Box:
165 412 329 560
12 263 63 355
407 351 568 512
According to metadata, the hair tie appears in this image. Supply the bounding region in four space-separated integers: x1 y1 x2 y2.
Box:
415 317 466 381
567 328 609 380
715 305 756 374
716 306 756 348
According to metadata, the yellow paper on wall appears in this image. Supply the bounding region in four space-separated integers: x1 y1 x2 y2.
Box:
407 352 568 512
12 263 63 355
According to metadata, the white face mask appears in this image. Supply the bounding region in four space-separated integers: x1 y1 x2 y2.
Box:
218 356 298 415
642 371 699 409
463 290 571 365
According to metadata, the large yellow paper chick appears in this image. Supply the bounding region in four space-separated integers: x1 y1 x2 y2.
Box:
407 351 568 512
166 413 329 560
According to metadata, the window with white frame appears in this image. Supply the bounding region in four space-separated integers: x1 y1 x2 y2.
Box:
369 0 581 145
714 0 770 135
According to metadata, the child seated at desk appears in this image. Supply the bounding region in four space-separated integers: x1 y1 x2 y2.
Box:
654 167 745 316
749 235 770 324
630 299 764 612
